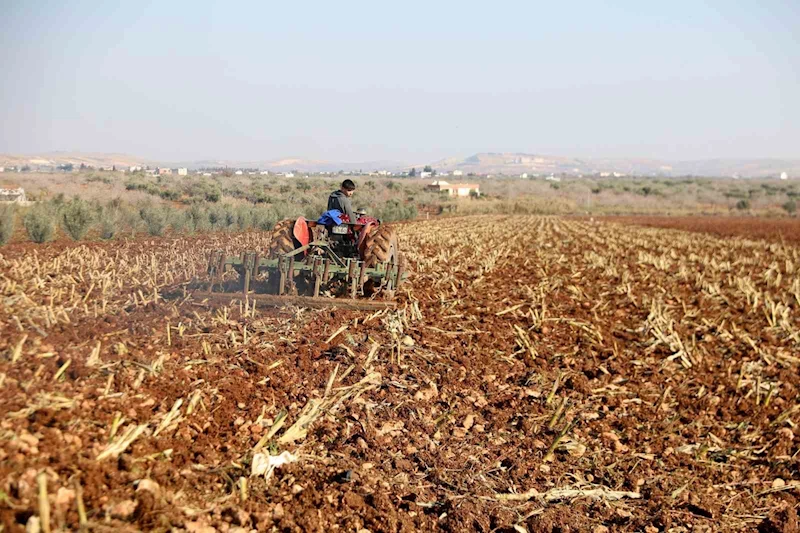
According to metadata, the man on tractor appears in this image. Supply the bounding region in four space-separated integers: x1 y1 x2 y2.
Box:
328 179 356 222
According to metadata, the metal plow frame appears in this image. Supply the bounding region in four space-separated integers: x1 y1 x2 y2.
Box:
201 240 405 310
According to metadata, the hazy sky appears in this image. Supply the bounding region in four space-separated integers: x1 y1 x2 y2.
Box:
1 0 798 163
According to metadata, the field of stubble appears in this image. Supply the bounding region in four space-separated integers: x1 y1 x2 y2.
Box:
2 216 799 532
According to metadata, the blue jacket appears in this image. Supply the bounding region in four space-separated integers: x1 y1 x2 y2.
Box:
317 209 344 226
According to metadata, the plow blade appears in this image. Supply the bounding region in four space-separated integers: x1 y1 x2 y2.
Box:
191 291 396 311
205 244 406 304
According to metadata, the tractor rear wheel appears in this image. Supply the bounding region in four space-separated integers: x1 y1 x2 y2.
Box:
362 225 403 299
268 219 297 258
362 224 399 268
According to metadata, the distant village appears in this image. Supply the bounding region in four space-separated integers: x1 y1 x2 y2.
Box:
0 161 793 182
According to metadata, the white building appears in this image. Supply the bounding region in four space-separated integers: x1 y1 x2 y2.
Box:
177 168 188 176
426 180 480 197
260 170 270 175
284 172 295 178
420 171 432 179
0 187 27 203
520 173 528 179
129 165 142 172
0 167 4 173
781 172 789 180
234 170 243 175
452 170 463 176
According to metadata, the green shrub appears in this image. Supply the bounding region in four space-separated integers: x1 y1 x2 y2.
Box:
0 205 15 245
302 201 327 221
139 204 168 236
253 208 278 231
735 199 751 210
204 186 221 203
783 200 797 215
375 200 417 222
207 206 222 228
86 174 112 184
159 189 181 201
61 198 94 240
100 211 120 239
168 209 192 233
236 207 252 231
254 191 273 204
24 205 56 243
186 204 208 232
51 193 66 207
225 208 237 230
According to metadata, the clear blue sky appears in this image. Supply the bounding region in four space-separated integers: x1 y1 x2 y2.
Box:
1 0 798 163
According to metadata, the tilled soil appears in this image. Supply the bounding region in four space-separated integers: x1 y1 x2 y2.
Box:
2 216 800 532
607 215 800 245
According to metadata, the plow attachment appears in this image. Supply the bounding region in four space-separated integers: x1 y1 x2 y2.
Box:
201 240 406 310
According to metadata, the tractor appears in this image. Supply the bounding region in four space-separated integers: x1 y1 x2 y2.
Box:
201 213 405 309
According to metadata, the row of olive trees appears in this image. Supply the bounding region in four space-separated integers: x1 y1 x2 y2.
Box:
0 197 417 245
0 199 302 245
0 195 420 246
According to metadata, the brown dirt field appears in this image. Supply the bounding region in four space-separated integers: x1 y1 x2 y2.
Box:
2 216 800 532
606 215 800 244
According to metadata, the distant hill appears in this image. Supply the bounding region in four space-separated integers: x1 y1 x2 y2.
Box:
1 151 798 178
0 152 148 169
431 153 800 178
177 158 407 173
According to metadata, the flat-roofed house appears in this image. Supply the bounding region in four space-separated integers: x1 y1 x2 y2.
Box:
426 180 480 197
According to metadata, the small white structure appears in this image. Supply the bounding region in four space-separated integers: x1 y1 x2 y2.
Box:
260 170 270 175
420 171 432 179
0 167 6 173
235 170 243 175
426 180 480 197
284 172 294 178
129 165 142 172
0 187 27 203
546 175 561 182
781 172 789 180
452 170 463 177
177 168 188 176
158 168 173 175
520 173 528 179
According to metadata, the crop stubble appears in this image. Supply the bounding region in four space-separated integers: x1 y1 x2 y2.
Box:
1 216 799 532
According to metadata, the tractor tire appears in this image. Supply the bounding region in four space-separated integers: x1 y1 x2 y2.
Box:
268 219 297 258
362 224 399 268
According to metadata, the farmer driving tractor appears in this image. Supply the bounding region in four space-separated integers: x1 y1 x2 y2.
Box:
328 179 357 222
